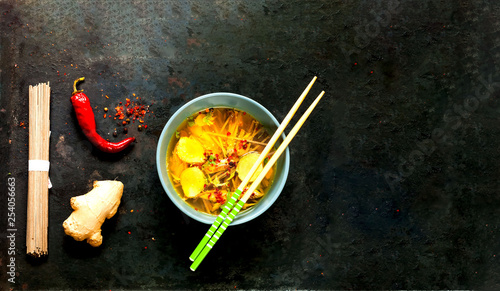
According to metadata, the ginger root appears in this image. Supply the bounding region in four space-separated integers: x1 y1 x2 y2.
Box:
63 180 123 247
236 152 263 182
180 167 206 198
175 136 206 164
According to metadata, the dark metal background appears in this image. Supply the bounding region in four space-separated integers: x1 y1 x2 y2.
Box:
1 0 500 289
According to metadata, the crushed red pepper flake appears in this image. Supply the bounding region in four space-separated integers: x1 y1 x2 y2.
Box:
213 188 226 204
109 96 151 131
115 106 125 120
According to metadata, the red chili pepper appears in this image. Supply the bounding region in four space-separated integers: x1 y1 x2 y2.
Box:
71 77 135 153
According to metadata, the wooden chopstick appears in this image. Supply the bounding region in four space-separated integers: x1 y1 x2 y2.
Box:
190 90 325 271
188 77 318 262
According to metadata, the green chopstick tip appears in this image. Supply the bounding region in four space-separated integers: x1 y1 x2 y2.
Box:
189 257 194 261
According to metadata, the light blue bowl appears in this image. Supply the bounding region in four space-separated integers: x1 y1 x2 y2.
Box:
156 93 290 225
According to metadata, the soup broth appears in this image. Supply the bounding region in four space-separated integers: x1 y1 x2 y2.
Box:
166 107 276 215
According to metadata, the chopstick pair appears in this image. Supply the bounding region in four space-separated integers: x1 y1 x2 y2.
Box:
189 77 325 271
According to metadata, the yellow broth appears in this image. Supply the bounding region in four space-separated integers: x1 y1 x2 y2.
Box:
166 107 276 215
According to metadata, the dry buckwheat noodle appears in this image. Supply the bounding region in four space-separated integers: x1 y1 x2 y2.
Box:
27 82 50 257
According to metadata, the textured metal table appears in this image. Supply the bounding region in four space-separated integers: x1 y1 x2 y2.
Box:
1 0 500 289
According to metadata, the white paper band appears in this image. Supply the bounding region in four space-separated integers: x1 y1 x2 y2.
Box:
28 160 50 172
28 160 52 189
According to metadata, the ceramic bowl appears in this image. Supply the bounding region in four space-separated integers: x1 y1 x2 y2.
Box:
156 92 290 225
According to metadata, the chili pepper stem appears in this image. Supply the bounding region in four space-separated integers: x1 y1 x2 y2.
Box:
73 77 85 95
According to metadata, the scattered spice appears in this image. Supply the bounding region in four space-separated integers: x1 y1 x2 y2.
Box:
115 106 125 120
100 94 152 138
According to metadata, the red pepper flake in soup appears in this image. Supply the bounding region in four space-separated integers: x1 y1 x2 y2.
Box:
213 188 226 204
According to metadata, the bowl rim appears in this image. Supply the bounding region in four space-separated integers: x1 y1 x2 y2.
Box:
156 92 290 225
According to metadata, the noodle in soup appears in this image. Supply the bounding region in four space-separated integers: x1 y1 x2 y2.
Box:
166 107 276 215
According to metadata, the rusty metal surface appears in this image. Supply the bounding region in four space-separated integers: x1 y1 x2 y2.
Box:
1 0 500 289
